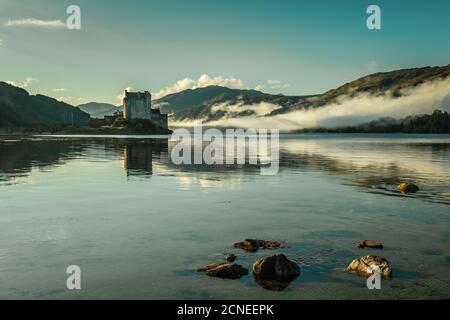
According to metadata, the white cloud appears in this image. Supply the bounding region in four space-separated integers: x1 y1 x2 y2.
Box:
52 88 66 92
22 77 38 88
120 75 289 101
116 87 133 104
6 77 38 88
366 60 378 73
0 39 3 46
153 74 244 99
210 101 282 117
267 79 290 90
4 18 65 28
57 96 73 103
253 80 290 92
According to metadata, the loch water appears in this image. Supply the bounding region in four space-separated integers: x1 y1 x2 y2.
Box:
0 134 449 299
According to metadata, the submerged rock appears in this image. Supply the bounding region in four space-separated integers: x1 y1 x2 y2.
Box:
258 240 288 250
254 278 294 291
253 254 300 290
357 240 383 249
225 253 237 262
197 263 226 273
347 255 392 278
397 182 419 193
234 239 288 252
197 263 248 279
234 239 260 252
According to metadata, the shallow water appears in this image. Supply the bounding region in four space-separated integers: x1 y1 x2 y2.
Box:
0 133 449 299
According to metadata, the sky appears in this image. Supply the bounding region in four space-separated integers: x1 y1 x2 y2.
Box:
0 0 449 105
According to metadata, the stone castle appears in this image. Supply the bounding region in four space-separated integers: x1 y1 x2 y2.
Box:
123 90 168 129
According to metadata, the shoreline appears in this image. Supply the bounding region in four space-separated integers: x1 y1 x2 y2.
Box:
2 131 450 138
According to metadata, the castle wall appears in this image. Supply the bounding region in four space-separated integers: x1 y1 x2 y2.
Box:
150 113 168 129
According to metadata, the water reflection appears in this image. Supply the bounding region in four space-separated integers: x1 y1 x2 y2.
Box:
123 140 168 176
0 135 449 204
0 139 84 185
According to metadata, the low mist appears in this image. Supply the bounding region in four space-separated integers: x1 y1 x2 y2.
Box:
171 78 450 131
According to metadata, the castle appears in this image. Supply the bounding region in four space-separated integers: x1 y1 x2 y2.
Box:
123 90 168 129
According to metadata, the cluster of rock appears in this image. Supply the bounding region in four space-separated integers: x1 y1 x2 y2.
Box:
348 239 392 278
197 238 393 291
197 239 299 290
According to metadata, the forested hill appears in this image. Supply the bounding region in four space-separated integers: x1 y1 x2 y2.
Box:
0 82 90 127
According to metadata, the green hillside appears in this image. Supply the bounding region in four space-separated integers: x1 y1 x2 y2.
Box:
0 82 90 127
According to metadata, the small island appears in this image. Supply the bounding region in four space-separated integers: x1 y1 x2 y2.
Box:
60 90 172 135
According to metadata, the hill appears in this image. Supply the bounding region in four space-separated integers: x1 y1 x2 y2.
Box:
155 65 450 122
0 82 90 127
78 102 121 118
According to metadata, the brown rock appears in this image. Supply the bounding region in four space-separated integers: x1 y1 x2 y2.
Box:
197 263 248 279
234 239 288 252
234 239 259 252
347 255 392 278
357 240 383 249
397 182 419 193
225 253 237 262
258 240 288 249
197 263 226 272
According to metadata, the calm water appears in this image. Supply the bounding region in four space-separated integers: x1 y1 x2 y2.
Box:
0 134 449 299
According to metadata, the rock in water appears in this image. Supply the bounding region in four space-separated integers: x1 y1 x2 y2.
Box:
197 263 226 272
258 240 288 249
347 255 392 278
234 239 288 252
357 240 383 249
234 239 260 252
225 253 237 262
197 263 248 279
253 254 300 290
397 182 419 193
253 254 300 280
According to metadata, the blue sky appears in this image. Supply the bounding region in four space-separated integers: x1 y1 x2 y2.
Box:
0 0 449 105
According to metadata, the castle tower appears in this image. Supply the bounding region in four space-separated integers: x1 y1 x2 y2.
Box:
123 90 152 120
122 90 168 129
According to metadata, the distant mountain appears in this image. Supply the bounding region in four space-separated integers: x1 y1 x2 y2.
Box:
155 65 450 122
154 86 311 113
78 102 121 118
154 85 315 122
0 82 90 127
294 64 450 112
